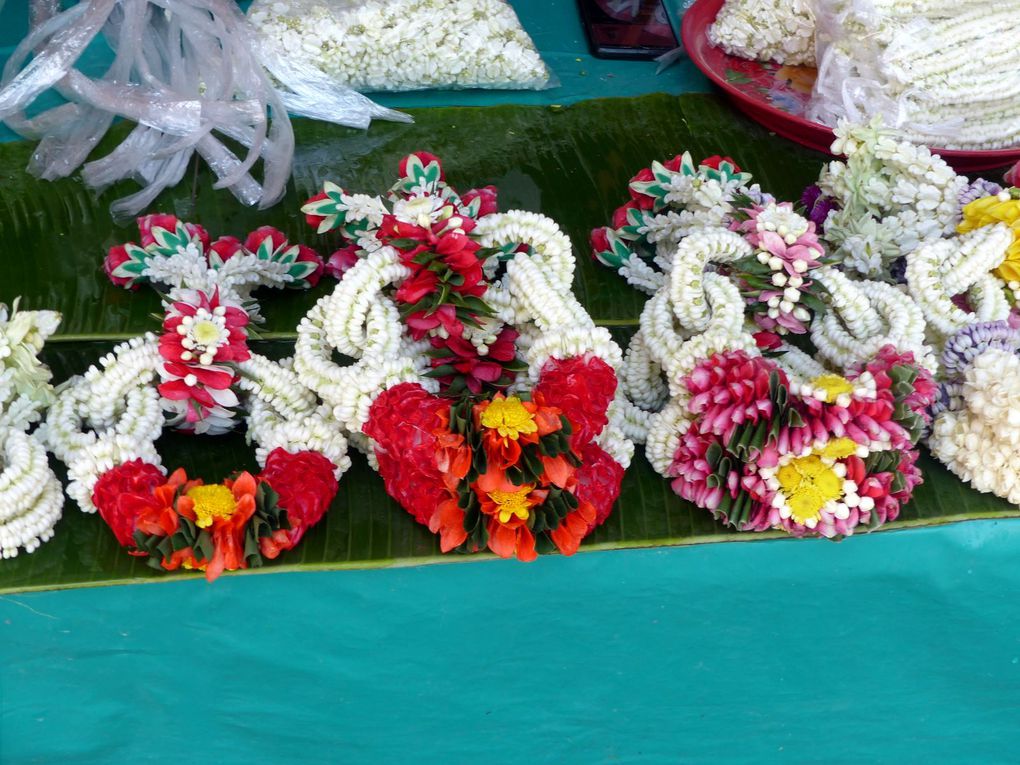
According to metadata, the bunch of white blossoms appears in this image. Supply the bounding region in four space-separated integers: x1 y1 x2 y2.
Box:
0 301 64 558
709 0 816 66
249 0 551 92
816 118 966 278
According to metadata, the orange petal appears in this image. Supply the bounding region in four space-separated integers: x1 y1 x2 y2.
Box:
541 455 575 489
487 520 518 558
516 527 538 562
231 471 258 499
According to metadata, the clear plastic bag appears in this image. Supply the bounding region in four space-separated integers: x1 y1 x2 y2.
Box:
247 0 554 92
808 0 1020 149
0 0 409 220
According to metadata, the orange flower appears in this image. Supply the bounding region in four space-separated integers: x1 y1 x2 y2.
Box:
549 501 596 556
135 468 194 538
430 495 468 552
475 393 563 470
201 472 259 582
540 454 576 490
474 468 544 562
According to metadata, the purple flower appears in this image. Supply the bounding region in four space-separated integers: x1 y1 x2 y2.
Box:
801 184 838 229
941 321 1020 381
959 178 1003 209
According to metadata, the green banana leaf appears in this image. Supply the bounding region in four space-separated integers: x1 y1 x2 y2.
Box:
0 94 1015 593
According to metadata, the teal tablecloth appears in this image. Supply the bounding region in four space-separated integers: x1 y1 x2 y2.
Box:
2 3 1019 764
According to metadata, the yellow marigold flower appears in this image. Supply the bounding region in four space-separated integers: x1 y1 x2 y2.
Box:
188 484 238 528
480 396 537 440
777 454 844 525
488 486 535 524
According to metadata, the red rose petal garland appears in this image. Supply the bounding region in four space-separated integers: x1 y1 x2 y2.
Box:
295 153 633 560
43 215 350 581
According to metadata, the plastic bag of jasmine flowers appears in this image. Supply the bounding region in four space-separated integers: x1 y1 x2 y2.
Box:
247 0 554 92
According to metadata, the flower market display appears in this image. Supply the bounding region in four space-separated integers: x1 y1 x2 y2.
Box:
40 215 351 581
592 152 938 537
709 0 816 66
0 300 63 558
294 152 633 560
249 0 551 93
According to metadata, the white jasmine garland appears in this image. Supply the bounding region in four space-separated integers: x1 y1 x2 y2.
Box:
810 2 1020 149
817 118 967 278
930 347 1020 504
248 0 551 93
906 225 1014 345
809 267 936 373
0 300 64 558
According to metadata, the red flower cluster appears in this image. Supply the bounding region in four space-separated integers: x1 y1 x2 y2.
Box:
256 448 340 557
91 459 167 547
363 383 460 527
91 449 340 582
533 355 618 448
364 356 624 562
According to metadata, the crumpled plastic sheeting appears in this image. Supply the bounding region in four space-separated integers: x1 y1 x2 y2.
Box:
0 0 411 220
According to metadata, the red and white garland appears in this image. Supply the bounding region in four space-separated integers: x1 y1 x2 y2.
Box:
295 153 634 560
42 215 349 580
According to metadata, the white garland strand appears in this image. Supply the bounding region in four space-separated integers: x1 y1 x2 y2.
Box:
0 301 64 557
905 224 1013 344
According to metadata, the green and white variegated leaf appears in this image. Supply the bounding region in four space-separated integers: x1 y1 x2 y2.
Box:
301 181 351 235
394 154 443 196
110 242 153 287
618 208 655 241
148 222 203 259
702 159 752 186
593 229 636 271
286 260 319 286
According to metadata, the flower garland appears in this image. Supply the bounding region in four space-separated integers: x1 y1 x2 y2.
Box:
709 0 816 66
42 215 350 581
808 118 967 279
0 300 64 558
595 154 937 537
295 152 633 560
928 321 1020 504
808 1 1020 150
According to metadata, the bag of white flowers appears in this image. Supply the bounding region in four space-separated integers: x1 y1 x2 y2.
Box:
247 0 555 92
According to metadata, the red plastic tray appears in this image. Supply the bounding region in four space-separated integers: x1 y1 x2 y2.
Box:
681 0 1020 173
